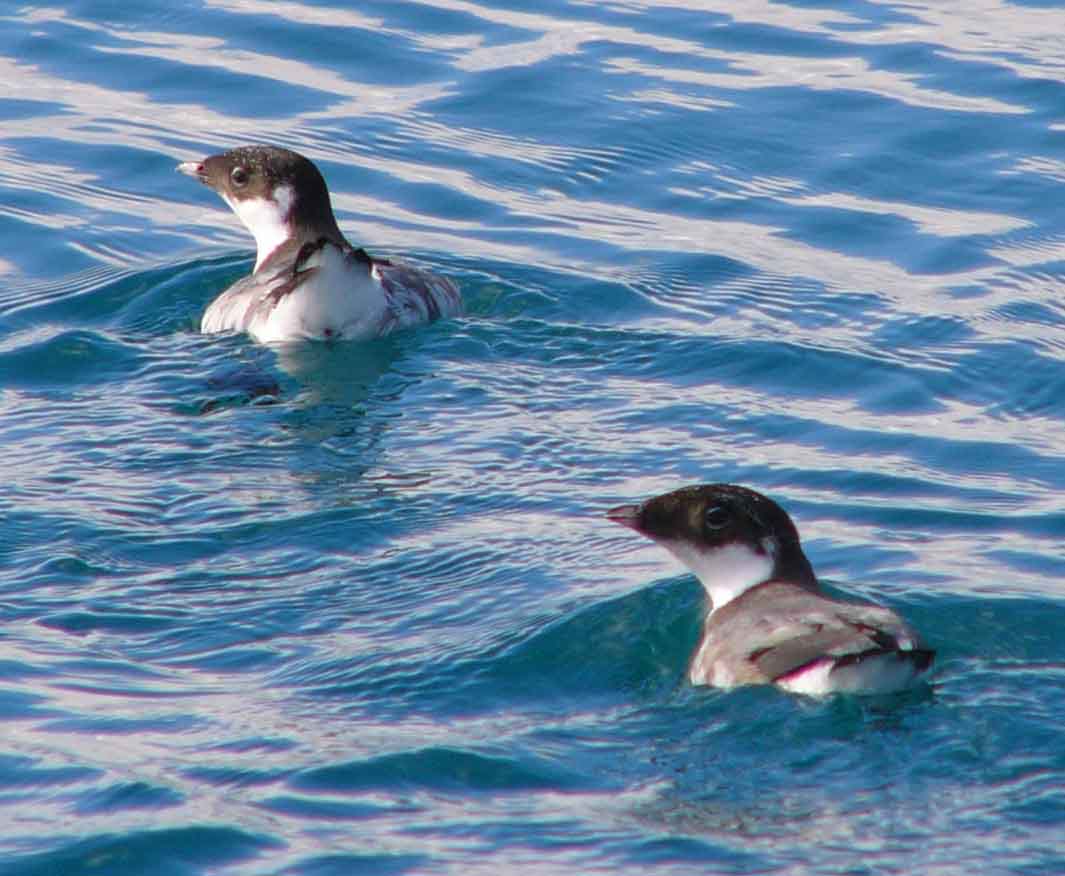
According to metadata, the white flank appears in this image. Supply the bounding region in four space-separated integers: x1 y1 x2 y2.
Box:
661 540 775 611
225 184 294 272
778 653 926 696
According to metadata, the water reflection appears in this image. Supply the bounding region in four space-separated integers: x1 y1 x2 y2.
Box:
275 333 405 408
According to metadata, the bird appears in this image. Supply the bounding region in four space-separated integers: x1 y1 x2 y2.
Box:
177 144 461 343
606 483 934 695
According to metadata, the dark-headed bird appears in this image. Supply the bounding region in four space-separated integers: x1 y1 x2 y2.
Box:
178 145 460 343
608 484 934 695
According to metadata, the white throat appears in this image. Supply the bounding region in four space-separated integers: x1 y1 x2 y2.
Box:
224 183 294 272
661 540 775 612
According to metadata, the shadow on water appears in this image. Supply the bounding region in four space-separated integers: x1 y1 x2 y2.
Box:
274 334 407 408
193 334 407 416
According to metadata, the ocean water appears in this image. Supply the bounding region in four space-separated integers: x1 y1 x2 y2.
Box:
1 1 1064 873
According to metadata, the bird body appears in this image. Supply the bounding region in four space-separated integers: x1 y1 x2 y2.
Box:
178 145 460 343
608 484 933 695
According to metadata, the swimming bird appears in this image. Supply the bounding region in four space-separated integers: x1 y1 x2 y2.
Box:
607 484 934 695
177 145 461 343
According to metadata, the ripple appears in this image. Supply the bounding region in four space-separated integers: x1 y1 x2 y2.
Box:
1 826 280 876
291 746 576 794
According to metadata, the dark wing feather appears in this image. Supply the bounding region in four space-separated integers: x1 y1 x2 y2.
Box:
376 260 461 328
748 620 907 681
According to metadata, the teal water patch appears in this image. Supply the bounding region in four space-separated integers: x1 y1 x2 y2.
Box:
289 745 580 796
0 827 280 876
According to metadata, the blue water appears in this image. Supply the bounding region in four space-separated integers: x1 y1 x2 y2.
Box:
2 1 1064 873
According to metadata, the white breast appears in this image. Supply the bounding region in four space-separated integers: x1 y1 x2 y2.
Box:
248 245 388 343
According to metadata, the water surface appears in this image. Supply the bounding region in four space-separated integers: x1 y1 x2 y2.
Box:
1 1 1064 873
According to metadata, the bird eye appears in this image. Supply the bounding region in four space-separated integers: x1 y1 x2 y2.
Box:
231 166 249 187
703 504 730 531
